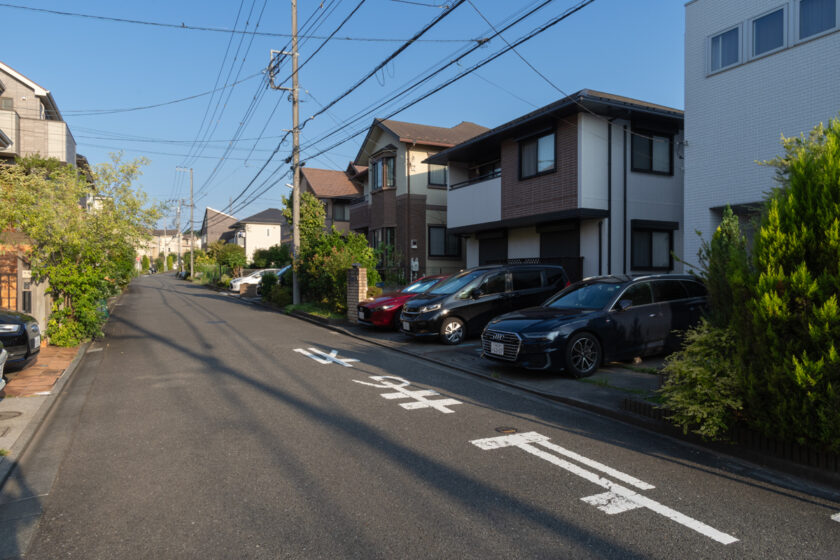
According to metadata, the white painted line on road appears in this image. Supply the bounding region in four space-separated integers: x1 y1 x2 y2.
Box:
294 347 359 367
87 347 103 353
832 512 840 523
352 375 463 414
32 391 51 396
471 432 738 545
537 438 655 490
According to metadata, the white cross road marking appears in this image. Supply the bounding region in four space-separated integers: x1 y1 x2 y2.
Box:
470 431 738 545
294 347 359 367
832 512 840 523
352 375 463 414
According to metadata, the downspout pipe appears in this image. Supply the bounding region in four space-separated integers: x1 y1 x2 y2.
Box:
623 125 628 275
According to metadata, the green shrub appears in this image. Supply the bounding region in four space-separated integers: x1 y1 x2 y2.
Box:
141 254 150 272
259 271 278 297
166 253 175 270
741 118 840 451
660 320 743 439
269 285 292 308
219 274 231 289
252 244 291 268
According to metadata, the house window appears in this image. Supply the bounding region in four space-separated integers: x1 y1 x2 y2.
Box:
333 201 349 221
519 132 555 179
799 0 836 39
0 98 12 111
428 226 460 258
373 227 396 266
631 228 673 271
710 26 740 72
371 156 395 191
428 163 447 186
753 8 785 56
631 132 673 175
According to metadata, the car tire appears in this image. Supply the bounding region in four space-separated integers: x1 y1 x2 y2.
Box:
564 332 601 378
439 317 465 345
392 311 402 330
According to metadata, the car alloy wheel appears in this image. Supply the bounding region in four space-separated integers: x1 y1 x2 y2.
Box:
440 318 465 345
565 332 601 378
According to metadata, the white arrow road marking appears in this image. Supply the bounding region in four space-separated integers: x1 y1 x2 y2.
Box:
352 375 463 414
832 512 840 523
294 347 359 367
471 432 738 545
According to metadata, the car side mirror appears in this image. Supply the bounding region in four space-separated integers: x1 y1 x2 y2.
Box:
471 287 484 299
617 299 632 311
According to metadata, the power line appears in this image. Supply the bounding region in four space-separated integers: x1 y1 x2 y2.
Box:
62 72 263 116
0 2 475 42
297 0 559 154
301 0 596 162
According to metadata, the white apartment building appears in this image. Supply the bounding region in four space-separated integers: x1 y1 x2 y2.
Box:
684 0 840 267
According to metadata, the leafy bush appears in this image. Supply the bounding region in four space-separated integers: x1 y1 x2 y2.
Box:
741 118 840 450
660 320 743 439
217 244 246 276
252 244 291 268
268 284 292 308
154 256 164 272
299 231 380 313
259 271 278 296
166 253 175 271
219 274 231 289
141 254 150 272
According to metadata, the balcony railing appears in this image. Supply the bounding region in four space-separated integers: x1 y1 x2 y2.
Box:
449 169 502 190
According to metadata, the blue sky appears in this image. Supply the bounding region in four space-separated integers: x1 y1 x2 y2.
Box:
1 0 685 230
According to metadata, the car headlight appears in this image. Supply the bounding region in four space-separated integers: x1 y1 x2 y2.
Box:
376 304 397 311
521 331 560 342
420 303 441 313
0 324 21 333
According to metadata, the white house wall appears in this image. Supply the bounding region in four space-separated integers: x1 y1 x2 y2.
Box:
244 223 282 263
447 176 502 230
578 113 610 210
684 0 840 268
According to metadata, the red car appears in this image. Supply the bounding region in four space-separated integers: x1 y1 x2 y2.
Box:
357 275 448 329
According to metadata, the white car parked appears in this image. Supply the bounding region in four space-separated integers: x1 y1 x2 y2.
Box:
229 266 290 294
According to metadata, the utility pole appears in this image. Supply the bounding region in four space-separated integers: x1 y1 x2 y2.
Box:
176 167 195 279
176 202 182 274
269 0 301 305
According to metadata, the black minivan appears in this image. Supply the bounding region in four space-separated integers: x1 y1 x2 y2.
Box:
399 264 569 345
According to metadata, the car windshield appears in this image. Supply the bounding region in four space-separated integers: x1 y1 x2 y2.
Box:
427 270 485 296
545 282 624 310
402 277 443 294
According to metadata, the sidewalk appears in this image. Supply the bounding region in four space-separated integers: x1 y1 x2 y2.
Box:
0 344 84 486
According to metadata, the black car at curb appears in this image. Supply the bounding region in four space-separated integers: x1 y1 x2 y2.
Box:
399 264 570 345
0 308 41 366
481 274 707 377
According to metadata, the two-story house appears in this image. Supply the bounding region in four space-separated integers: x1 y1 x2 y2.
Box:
200 207 238 248
0 62 79 331
300 166 364 234
683 0 840 268
427 90 685 282
0 61 76 164
229 208 289 264
349 118 489 281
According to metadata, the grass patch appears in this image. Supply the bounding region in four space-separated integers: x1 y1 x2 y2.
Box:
285 303 345 321
0 449 9 457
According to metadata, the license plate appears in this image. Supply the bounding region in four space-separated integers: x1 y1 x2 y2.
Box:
490 341 505 356
358 310 364 320
32 335 40 349
402 321 410 331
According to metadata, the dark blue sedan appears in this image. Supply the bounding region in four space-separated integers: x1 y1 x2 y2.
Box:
481 274 707 377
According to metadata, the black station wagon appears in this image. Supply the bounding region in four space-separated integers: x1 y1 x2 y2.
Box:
481 274 707 377
400 264 570 345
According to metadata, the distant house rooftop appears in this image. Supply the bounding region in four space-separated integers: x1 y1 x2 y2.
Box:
301 168 362 199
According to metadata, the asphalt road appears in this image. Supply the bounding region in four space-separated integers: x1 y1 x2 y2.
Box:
4 274 840 559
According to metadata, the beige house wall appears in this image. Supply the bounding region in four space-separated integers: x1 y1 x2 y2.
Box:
244 222 282 263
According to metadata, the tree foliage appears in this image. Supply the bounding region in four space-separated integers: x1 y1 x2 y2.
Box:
743 118 840 449
282 191 326 251
217 244 246 276
660 118 840 450
251 244 291 268
0 154 160 345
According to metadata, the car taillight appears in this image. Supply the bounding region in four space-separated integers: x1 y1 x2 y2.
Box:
565 281 571 287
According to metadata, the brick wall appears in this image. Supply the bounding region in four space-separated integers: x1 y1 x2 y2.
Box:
500 120 578 221
346 267 367 323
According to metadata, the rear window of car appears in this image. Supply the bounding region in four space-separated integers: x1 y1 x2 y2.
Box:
511 269 542 290
652 280 688 302
680 280 707 298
